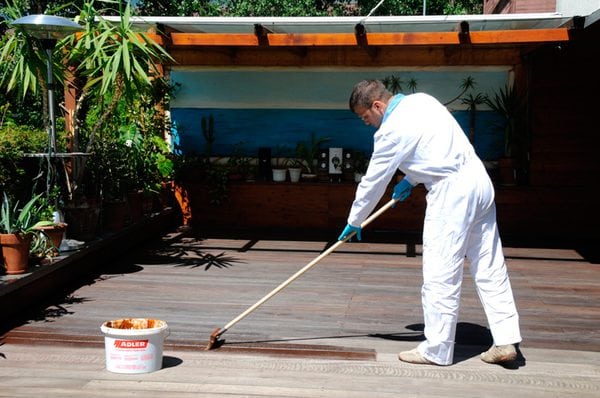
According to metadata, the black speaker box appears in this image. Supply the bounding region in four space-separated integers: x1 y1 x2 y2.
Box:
258 147 272 181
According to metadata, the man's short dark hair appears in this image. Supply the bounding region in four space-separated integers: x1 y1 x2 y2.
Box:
349 79 392 113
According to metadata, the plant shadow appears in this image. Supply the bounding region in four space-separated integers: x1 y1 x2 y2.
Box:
134 236 245 271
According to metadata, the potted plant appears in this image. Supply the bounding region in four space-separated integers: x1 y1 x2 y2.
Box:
1 193 53 274
32 189 68 257
271 145 291 182
227 142 253 181
485 84 528 186
295 133 330 181
287 158 303 183
87 131 138 232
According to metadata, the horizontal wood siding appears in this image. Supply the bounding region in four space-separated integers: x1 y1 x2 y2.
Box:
185 181 426 235
528 24 600 187
180 180 598 241
168 46 523 67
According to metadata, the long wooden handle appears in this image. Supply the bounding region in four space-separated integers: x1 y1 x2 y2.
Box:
221 198 398 332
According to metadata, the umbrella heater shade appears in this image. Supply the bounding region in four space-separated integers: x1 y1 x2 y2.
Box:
10 14 83 40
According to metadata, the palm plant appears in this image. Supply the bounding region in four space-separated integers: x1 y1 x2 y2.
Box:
63 0 174 195
1 1 174 203
0 0 55 132
484 84 526 158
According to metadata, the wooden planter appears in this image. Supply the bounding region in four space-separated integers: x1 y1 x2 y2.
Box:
1 233 32 275
64 202 100 241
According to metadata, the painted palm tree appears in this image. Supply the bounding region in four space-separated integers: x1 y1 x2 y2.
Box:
461 92 486 144
443 76 476 106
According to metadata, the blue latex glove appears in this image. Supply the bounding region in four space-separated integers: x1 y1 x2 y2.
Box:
392 178 413 202
338 223 362 241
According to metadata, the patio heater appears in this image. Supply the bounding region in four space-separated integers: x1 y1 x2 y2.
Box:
11 14 83 154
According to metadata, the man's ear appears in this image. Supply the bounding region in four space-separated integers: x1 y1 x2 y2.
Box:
372 100 386 113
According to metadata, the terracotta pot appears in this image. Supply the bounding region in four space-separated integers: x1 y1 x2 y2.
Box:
1 233 32 275
34 223 67 254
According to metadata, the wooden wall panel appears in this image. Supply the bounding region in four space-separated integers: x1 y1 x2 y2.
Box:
168 46 523 68
528 25 600 188
185 181 426 235
181 180 597 242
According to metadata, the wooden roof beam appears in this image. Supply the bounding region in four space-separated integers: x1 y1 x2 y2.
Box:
169 28 572 47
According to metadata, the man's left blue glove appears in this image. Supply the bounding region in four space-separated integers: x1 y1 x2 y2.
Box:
392 178 413 202
338 223 362 241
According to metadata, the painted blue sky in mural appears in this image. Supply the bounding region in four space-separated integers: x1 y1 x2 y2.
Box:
169 68 508 161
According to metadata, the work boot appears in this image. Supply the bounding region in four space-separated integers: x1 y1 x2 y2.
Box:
480 344 517 364
398 348 438 365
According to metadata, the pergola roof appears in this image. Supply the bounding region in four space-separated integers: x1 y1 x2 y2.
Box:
102 12 591 47
112 13 576 33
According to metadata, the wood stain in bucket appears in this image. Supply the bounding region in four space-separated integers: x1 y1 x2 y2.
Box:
100 318 169 374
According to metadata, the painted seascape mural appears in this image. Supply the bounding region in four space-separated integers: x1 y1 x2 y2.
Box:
169 68 509 161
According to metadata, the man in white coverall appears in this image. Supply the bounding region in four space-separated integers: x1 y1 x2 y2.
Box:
338 79 522 366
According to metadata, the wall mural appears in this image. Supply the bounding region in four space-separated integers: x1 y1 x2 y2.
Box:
169 68 509 161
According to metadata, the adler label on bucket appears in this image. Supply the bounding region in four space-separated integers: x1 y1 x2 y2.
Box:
100 318 169 374
114 339 149 349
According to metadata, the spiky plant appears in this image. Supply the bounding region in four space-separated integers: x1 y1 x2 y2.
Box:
0 193 53 235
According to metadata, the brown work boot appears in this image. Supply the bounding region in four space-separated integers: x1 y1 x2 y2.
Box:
480 344 517 364
398 348 438 365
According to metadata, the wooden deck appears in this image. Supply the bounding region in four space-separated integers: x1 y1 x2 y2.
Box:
1 227 600 397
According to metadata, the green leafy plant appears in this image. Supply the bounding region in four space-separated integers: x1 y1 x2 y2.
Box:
205 163 230 206
119 123 174 194
484 84 527 159
62 1 174 199
0 193 53 235
0 0 48 100
227 141 253 179
272 144 292 170
295 133 330 174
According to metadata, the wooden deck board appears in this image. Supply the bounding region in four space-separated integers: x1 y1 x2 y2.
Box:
1 231 600 397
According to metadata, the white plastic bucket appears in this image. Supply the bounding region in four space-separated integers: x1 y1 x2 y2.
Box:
100 318 169 374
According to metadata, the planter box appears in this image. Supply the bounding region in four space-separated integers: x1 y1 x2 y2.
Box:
185 180 426 234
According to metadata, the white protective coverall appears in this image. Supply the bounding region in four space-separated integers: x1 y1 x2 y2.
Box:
347 93 522 365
